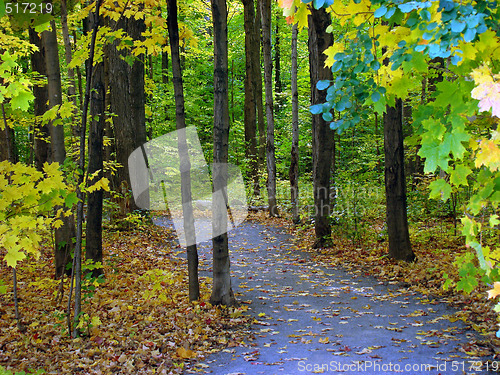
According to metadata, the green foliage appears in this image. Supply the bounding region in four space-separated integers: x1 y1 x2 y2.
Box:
0 366 45 375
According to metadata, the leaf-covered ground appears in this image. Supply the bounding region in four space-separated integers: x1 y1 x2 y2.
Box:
0 224 252 374
0 213 499 374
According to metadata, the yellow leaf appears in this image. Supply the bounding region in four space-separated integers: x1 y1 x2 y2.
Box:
319 337 329 344
258 312 266 317
487 282 500 299
4 245 26 268
177 346 196 359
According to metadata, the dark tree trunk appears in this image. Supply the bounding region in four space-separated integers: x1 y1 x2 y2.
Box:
384 98 415 262
260 0 278 217
167 0 200 302
162 49 169 84
289 23 300 224
29 28 50 170
85 12 105 277
308 9 333 248
255 0 265 173
42 21 76 278
210 0 236 307
274 13 282 97
0 107 16 163
108 14 148 215
242 0 259 197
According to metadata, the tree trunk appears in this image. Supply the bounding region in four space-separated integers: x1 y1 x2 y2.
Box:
274 13 282 105
242 0 259 197
61 0 80 139
167 0 200 302
308 9 333 248
162 49 169 84
254 0 265 174
29 28 50 170
42 21 76 278
85 12 105 277
108 14 148 215
0 107 16 163
210 0 236 307
384 98 415 262
260 0 278 217
289 23 300 224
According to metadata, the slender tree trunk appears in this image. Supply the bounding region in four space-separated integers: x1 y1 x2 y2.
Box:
0 106 16 163
162 49 169 84
108 13 148 215
61 0 80 139
243 0 259 197
167 0 200 302
384 98 415 261
308 9 333 248
85 12 105 277
42 21 76 278
210 0 236 307
29 28 50 170
72 0 103 337
289 23 300 224
254 0 265 173
274 13 282 104
260 0 278 217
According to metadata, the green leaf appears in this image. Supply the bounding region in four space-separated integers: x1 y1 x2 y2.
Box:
64 192 79 208
10 90 34 112
450 164 472 186
490 214 500 228
441 129 470 159
429 178 452 201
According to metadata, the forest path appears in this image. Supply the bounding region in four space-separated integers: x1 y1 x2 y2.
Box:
156 217 495 375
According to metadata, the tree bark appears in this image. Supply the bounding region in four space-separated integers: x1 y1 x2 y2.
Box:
289 23 300 224
29 28 50 170
42 21 76 278
274 13 282 99
254 0 266 174
85 12 105 277
242 0 259 197
0 107 16 163
61 0 80 139
210 0 236 307
260 0 278 217
308 9 333 248
167 0 200 302
384 98 415 262
108 13 148 215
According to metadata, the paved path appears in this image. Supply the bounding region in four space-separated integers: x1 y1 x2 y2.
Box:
156 218 497 374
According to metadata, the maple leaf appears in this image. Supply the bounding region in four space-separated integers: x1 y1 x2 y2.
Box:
475 139 500 171
487 282 500 299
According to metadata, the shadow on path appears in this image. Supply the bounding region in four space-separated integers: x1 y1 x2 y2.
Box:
155 217 497 375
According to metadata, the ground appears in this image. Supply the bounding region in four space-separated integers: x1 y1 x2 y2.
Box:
0 213 498 374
